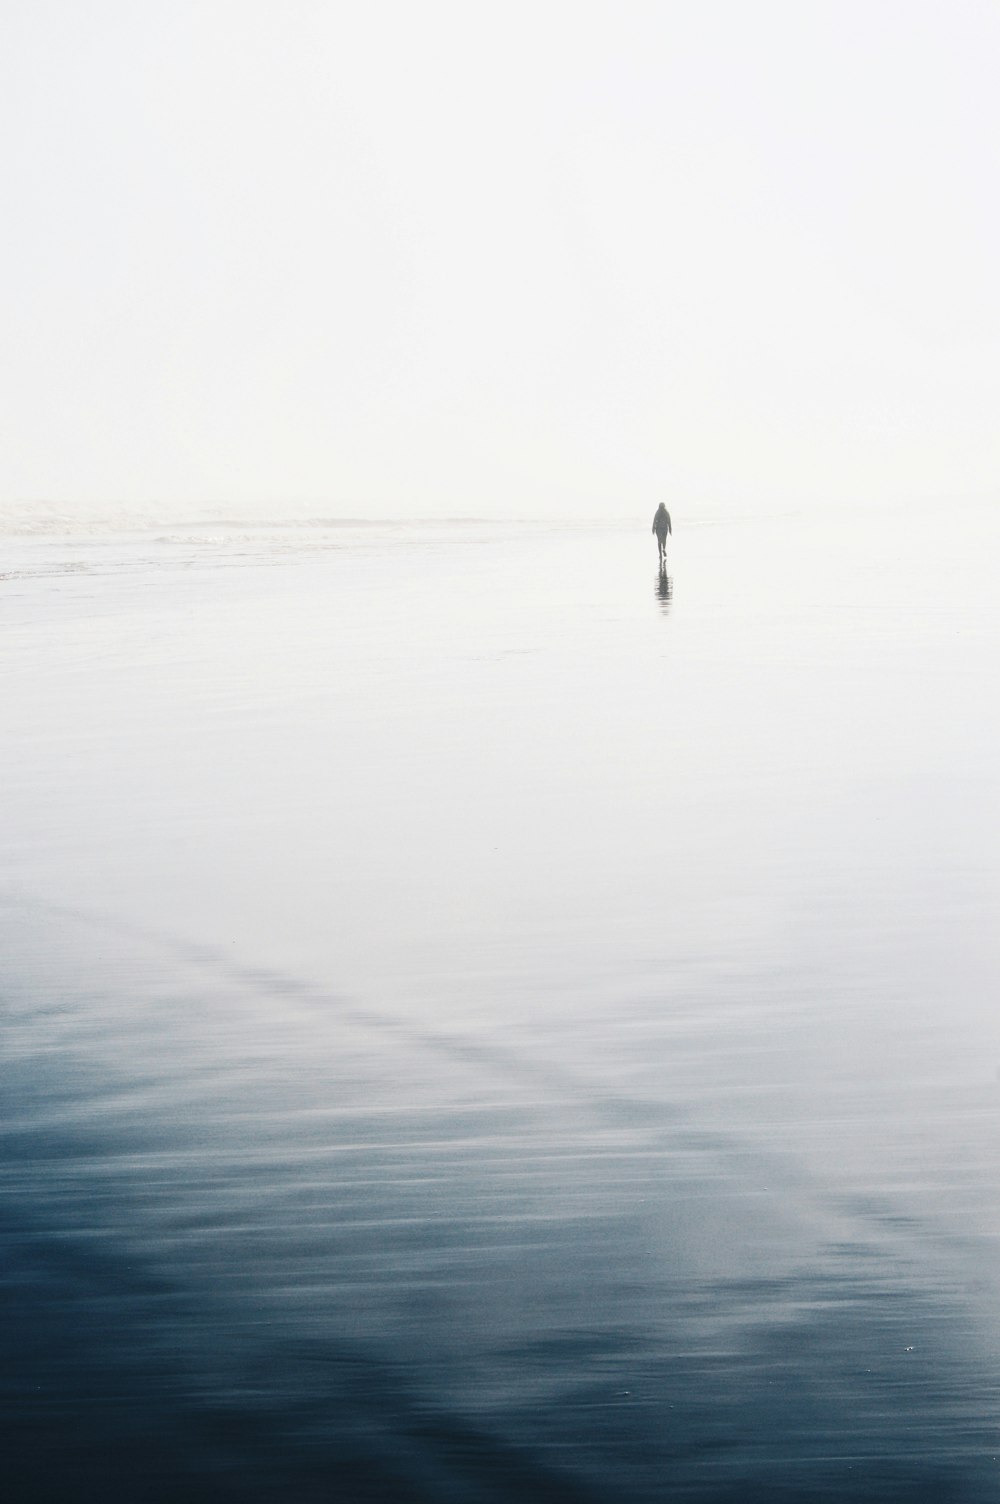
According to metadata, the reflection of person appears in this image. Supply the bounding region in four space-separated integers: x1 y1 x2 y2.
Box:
652 503 672 561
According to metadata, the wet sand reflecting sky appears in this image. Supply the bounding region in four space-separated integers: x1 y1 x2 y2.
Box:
3 509 1000 1499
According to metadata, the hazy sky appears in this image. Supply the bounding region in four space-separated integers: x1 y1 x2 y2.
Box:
4 0 1000 518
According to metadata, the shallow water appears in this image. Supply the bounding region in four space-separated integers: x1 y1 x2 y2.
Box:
3 508 1000 1499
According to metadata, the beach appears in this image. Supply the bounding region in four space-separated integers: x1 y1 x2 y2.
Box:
3 506 1000 1500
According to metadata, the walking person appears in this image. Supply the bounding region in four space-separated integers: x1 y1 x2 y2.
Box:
652 503 672 563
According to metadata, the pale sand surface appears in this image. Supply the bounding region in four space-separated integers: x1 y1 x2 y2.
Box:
3 508 1000 1499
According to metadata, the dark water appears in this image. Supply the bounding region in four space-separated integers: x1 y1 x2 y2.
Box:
3 511 1000 1499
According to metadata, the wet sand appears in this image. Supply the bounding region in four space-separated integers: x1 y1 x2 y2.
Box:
3 509 1000 1499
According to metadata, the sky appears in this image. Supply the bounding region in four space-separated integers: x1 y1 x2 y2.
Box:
3 0 1000 520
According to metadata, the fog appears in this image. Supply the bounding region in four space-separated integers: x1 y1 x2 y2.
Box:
4 0 1000 521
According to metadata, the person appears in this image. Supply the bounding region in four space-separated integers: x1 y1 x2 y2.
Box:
652 503 672 562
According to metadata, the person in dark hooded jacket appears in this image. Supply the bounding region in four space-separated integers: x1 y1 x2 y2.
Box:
652 503 672 562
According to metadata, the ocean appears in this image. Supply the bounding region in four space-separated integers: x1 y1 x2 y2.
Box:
3 505 1000 1500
